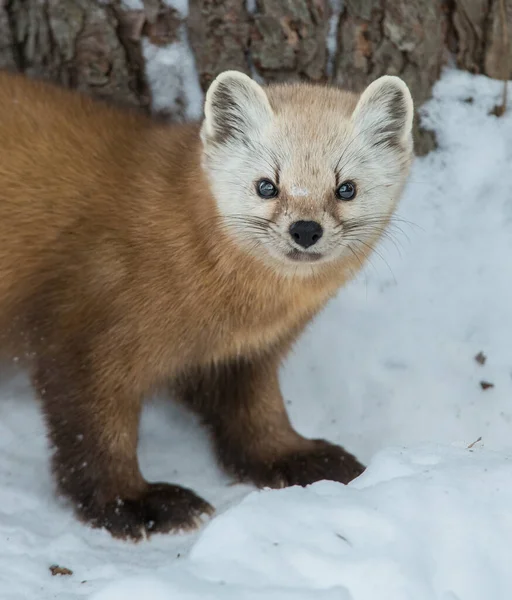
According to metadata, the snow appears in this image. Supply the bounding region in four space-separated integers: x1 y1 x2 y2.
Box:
121 0 189 16
326 1 344 77
1 68 512 598
246 0 257 14
142 31 204 120
93 444 512 600
120 0 203 119
119 0 144 10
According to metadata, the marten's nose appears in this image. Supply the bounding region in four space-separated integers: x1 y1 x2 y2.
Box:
289 221 323 249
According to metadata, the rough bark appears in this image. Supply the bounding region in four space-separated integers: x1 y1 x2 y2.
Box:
250 0 330 82
453 0 512 79
0 0 185 112
331 0 449 153
0 3 16 70
187 0 252 90
1 0 145 108
0 0 510 154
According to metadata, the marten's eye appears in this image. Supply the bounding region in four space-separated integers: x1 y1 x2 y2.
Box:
256 179 279 199
335 181 357 201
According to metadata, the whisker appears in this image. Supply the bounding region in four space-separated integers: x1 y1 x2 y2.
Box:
344 231 403 258
353 238 396 283
342 242 369 293
342 224 404 254
368 213 421 231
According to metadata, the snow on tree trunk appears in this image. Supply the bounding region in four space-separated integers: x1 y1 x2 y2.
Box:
0 0 510 154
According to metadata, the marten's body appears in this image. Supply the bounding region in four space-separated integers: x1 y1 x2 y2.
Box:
0 70 413 539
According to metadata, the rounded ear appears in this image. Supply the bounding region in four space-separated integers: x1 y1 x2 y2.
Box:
201 70 273 145
351 75 414 148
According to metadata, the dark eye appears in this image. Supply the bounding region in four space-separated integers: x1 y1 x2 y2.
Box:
335 181 357 201
256 179 279 199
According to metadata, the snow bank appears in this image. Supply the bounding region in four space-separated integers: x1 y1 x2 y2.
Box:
93 444 512 600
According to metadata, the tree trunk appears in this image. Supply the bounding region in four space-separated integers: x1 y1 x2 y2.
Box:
0 0 510 154
0 0 148 107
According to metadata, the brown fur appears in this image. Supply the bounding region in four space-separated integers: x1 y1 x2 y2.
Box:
0 72 371 540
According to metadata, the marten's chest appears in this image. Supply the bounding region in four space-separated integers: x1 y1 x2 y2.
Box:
189 279 338 365
143 257 346 375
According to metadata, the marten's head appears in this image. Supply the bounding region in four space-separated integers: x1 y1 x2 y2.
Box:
200 71 413 275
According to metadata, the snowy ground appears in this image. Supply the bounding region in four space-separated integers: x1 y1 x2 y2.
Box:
1 69 512 599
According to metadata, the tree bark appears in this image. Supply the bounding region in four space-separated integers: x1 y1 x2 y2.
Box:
0 0 510 154
0 0 147 107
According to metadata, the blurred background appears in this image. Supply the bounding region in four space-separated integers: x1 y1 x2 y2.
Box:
1 0 510 155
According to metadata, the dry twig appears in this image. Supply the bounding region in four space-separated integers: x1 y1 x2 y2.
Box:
467 436 482 449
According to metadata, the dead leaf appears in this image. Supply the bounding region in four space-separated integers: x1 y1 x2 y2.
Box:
49 565 73 577
475 351 487 365
480 381 494 390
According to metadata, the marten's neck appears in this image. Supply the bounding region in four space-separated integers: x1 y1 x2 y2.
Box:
126 121 353 324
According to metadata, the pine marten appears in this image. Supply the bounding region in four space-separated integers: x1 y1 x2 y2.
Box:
0 69 413 539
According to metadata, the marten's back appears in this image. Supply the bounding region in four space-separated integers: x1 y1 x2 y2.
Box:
0 72 147 243
0 72 227 359
0 73 159 319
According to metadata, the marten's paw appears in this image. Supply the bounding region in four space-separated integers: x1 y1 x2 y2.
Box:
241 440 365 489
83 483 214 541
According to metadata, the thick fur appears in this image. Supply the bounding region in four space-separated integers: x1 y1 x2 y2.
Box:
0 70 413 540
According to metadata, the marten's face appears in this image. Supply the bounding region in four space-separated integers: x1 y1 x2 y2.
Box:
200 72 414 275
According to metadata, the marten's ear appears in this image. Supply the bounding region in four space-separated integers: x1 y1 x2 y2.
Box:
201 71 273 145
351 75 414 149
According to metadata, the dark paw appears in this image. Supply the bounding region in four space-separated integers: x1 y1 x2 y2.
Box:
83 483 214 541
243 440 365 489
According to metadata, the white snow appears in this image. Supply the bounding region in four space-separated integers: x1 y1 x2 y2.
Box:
124 0 203 120
93 444 512 600
1 69 512 599
142 28 204 120
246 0 258 14
119 0 144 10
116 1 203 118
326 1 344 77
121 0 189 16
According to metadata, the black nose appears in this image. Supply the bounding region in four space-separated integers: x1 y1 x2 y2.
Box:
289 220 323 249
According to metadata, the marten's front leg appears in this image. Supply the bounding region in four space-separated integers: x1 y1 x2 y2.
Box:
175 350 365 489
32 330 212 540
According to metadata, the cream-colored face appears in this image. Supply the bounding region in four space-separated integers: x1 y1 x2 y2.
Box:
200 71 414 274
